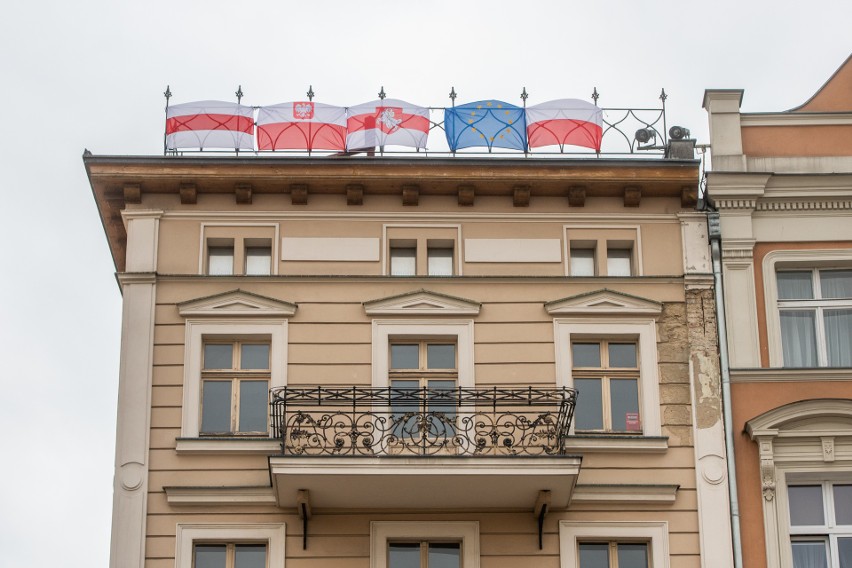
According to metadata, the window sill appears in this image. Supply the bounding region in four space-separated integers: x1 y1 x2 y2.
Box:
563 435 668 453
175 437 280 454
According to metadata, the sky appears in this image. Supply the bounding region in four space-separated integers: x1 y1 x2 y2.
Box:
0 0 849 565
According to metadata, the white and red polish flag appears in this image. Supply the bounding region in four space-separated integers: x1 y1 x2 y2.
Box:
166 101 254 150
346 99 430 150
525 99 603 152
256 102 347 151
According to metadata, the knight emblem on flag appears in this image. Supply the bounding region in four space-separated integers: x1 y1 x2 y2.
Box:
376 107 403 133
292 102 315 120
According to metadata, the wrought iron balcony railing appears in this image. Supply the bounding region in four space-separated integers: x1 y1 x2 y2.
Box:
270 386 576 457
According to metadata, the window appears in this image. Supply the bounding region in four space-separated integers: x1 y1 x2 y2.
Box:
201 341 270 435
390 341 457 439
788 483 852 568
578 542 649 568
245 240 272 275
777 269 852 367
606 243 633 277
371 522 479 568
560 522 668 568
208 240 235 275
570 245 596 276
391 242 417 276
564 226 641 277
572 341 641 433
194 544 266 568
175 523 285 568
389 541 461 568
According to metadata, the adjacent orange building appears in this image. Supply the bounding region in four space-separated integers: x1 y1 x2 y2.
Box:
704 54 852 568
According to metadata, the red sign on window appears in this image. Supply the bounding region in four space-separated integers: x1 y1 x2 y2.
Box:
625 412 641 432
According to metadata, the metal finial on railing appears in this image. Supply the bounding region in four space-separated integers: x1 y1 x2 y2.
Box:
520 87 529 106
659 88 668 103
163 86 172 156
307 85 315 102
378 86 386 100
449 87 457 106
164 85 172 103
591 87 599 105
235 85 244 104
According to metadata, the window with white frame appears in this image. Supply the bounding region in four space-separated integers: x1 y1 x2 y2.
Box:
777 269 852 368
390 242 417 276
244 240 272 276
200 341 270 435
371 522 479 568
208 240 235 275
560 521 668 568
787 482 852 568
571 340 641 433
175 523 284 568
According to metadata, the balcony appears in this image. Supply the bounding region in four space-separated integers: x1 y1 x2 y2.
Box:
267 386 582 511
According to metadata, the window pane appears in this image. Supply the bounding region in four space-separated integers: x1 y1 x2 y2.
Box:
609 343 637 368
208 246 234 275
204 344 233 369
201 381 232 433
194 545 227 568
391 344 419 369
825 309 852 367
428 543 461 568
788 485 825 526
610 379 640 432
574 378 603 430
572 343 601 367
241 344 270 370
245 246 272 276
835 485 852 525
780 311 818 367
578 543 609 568
839 537 852 568
388 543 420 568
238 380 269 432
618 543 649 568
235 545 267 568
390 247 416 276
607 248 632 276
570 248 595 277
428 248 453 276
427 344 456 369
792 541 828 568
820 269 852 299
778 271 814 300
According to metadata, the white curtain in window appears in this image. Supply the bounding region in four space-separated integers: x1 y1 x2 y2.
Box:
781 311 818 367
792 542 828 568
820 270 852 299
825 309 852 367
778 271 814 300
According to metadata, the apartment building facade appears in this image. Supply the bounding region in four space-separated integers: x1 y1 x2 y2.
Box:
87 149 733 568
704 54 852 568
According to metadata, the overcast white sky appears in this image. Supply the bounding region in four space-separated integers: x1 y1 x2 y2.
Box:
0 1 849 565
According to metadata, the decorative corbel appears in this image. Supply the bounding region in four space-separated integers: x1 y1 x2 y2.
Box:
346 184 364 206
291 184 308 205
235 183 252 204
758 438 776 501
402 184 419 206
513 185 530 207
179 183 197 205
458 184 475 206
624 186 641 207
568 185 586 207
123 183 141 204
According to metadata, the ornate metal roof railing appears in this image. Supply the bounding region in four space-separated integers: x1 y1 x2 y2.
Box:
270 386 577 457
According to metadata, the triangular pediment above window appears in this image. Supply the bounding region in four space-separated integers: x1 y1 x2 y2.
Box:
364 289 481 316
178 289 297 317
544 289 662 316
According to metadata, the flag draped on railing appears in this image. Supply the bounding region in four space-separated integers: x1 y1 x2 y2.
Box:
165 97 606 153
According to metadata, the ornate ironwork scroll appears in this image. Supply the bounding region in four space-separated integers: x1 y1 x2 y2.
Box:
270 386 576 457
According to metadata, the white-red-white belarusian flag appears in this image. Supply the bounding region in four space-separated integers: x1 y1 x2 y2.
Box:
525 99 603 152
166 101 254 150
257 102 347 151
346 99 430 150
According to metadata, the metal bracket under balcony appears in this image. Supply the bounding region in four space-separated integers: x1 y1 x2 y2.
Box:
268 387 581 511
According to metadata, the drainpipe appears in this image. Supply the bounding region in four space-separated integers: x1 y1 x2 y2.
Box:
707 211 743 568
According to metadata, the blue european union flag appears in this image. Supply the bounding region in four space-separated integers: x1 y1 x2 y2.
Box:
444 100 527 151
